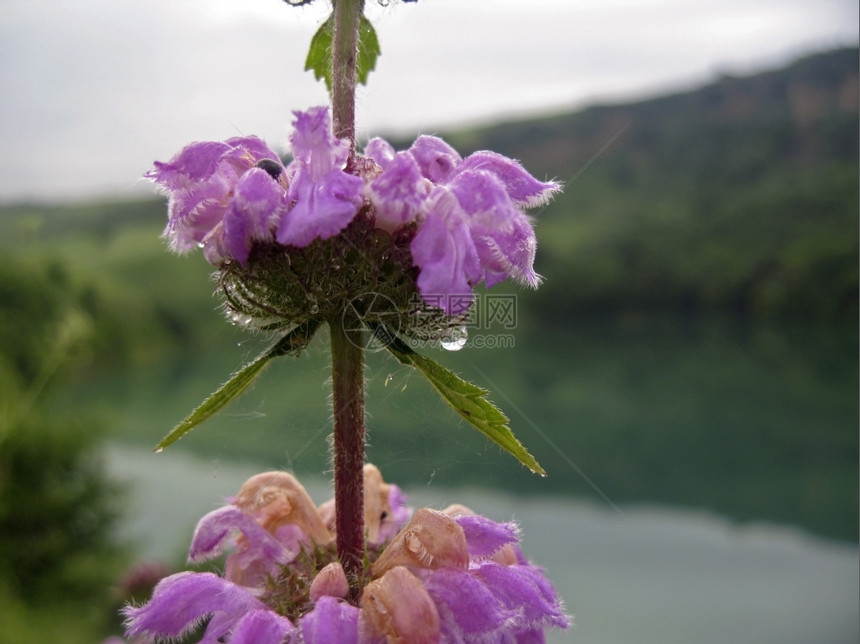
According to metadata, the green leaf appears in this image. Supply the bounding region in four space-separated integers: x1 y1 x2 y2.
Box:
374 324 546 476
305 14 334 92
154 320 321 452
356 15 381 87
304 13 381 93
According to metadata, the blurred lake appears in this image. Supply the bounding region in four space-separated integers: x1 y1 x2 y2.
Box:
106 443 859 644
65 313 858 542
63 310 857 643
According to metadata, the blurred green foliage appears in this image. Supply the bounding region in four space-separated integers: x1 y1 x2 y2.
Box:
0 262 128 643
0 48 855 555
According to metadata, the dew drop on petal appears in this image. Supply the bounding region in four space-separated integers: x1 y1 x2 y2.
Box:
440 326 468 351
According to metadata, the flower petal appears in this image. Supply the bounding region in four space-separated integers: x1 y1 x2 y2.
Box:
230 608 296 644
165 184 234 253
473 562 571 631
224 136 283 170
473 214 541 288
147 136 281 254
453 514 520 559
364 137 396 169
408 135 462 183
448 168 516 225
290 106 349 180
301 596 360 644
410 190 481 314
366 151 429 232
277 168 363 247
458 150 561 207
223 167 287 265
445 168 541 288
123 571 266 641
420 567 519 641
189 505 290 563
146 141 234 188
188 505 294 587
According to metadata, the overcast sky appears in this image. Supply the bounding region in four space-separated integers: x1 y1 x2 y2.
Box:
0 0 857 202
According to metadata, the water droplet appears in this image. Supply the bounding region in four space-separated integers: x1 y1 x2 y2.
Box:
440 325 468 351
384 373 393 387
196 242 205 249
230 312 252 327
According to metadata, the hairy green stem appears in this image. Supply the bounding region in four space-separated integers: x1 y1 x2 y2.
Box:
329 316 366 590
331 0 363 168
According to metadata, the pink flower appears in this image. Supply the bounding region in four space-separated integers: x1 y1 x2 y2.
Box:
146 136 284 261
276 107 364 247
122 468 569 643
146 106 559 317
146 107 363 266
364 136 560 314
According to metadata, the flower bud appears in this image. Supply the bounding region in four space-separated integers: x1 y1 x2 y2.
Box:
363 463 393 544
309 562 349 601
360 566 440 643
233 471 332 545
371 508 468 577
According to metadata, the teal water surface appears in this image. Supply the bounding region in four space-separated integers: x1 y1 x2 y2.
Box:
106 444 859 644
62 314 858 542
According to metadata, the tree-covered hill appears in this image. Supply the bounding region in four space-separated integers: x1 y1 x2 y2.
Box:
0 48 856 544
437 47 859 320
2 47 856 338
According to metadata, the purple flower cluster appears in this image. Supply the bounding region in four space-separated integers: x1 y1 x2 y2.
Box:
146 106 362 267
364 136 558 313
122 466 568 643
147 107 559 315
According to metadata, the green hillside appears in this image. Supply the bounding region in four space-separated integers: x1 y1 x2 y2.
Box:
2 46 857 644
0 47 856 543
440 47 859 319
2 47 856 339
